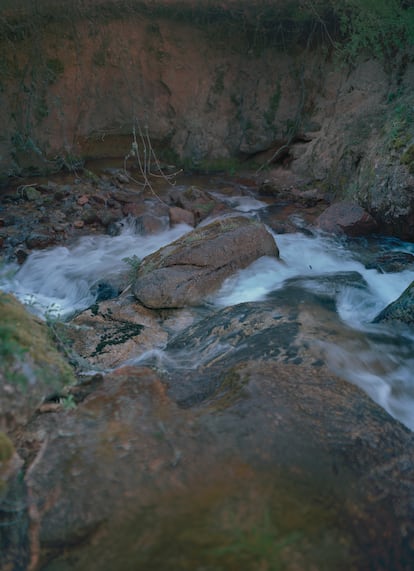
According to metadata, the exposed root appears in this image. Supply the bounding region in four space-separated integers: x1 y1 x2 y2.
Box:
123 119 182 206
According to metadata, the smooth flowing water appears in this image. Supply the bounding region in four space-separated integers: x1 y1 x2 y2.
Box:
1 203 414 430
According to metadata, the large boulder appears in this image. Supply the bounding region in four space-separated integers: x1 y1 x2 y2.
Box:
373 281 414 324
316 201 378 237
0 293 76 433
16 296 414 571
133 216 279 308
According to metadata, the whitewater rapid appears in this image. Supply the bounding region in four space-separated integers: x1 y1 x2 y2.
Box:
1 211 414 429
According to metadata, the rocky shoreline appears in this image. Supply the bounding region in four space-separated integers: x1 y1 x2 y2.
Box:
1 167 414 570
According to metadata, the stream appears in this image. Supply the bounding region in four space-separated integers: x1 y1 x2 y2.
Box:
1 190 414 432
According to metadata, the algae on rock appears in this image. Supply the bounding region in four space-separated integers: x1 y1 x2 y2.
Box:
0 293 76 431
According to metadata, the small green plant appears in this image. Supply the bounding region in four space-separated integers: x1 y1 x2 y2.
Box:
122 254 141 281
59 394 76 410
44 302 61 323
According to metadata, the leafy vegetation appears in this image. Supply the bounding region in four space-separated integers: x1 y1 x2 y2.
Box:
122 254 142 283
2 1 414 60
331 0 414 62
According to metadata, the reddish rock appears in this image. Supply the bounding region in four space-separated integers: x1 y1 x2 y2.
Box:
169 186 219 222
133 216 279 308
62 294 168 369
77 195 89 206
316 201 378 237
73 220 85 229
136 214 169 235
169 206 195 227
122 202 147 217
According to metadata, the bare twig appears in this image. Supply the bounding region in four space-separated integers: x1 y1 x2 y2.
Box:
306 0 340 52
123 118 181 206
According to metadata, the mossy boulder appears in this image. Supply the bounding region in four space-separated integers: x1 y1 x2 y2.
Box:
0 293 76 432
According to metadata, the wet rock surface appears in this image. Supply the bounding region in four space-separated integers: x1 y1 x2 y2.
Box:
133 216 279 308
1 169 414 570
365 251 414 273
316 201 378 237
19 326 413 571
60 293 168 369
373 280 414 325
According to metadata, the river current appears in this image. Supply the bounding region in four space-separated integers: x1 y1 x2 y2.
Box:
1 195 414 430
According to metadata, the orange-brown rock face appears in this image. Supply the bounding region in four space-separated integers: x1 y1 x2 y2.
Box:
0 2 304 174
2 1 414 238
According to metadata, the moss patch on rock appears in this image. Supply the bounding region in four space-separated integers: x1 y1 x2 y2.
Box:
0 293 75 388
0 293 76 430
401 144 414 174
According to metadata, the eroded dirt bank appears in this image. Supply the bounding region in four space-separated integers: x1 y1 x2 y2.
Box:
1 0 414 237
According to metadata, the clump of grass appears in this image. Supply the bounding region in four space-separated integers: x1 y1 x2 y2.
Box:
122 254 141 282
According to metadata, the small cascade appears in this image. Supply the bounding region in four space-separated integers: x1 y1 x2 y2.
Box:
1 199 414 429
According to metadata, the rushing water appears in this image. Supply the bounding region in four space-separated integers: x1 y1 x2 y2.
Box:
0 220 192 318
1 203 414 430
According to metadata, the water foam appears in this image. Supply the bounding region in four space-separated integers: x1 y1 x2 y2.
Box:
0 220 191 318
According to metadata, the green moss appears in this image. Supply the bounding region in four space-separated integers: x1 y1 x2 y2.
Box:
0 432 15 494
61 466 356 570
0 433 14 463
401 144 414 173
208 369 248 411
387 101 414 151
46 57 64 83
0 293 76 388
195 201 215 214
193 157 244 175
392 135 410 151
264 82 282 126
35 95 49 122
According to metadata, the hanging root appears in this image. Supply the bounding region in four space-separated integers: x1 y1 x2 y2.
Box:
123 118 182 206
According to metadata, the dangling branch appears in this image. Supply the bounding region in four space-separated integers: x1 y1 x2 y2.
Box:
123 118 182 205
